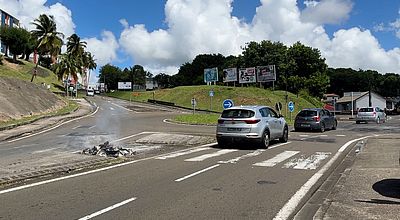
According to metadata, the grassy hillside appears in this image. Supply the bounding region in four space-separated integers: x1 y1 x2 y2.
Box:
107 85 323 116
0 58 64 93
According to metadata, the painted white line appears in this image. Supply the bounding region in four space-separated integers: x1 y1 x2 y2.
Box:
298 135 309 137
0 142 217 195
110 107 115 111
219 149 266 164
78 197 137 220
72 125 81 130
110 131 159 143
185 149 238 162
268 142 292 150
155 147 211 160
283 152 331 170
32 147 61 154
273 136 372 220
88 125 96 130
111 102 133 112
7 105 99 143
175 164 220 182
253 151 299 167
335 134 346 137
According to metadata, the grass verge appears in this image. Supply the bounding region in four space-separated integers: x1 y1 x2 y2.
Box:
173 113 220 125
0 98 78 129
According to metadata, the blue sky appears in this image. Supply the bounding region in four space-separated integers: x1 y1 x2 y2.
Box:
3 0 400 79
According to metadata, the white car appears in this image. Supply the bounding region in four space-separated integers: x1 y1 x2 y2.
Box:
86 89 94 96
216 105 288 148
356 107 386 124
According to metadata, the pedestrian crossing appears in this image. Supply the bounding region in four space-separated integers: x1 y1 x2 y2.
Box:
155 147 332 170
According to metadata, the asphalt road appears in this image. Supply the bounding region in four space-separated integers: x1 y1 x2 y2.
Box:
1 97 400 219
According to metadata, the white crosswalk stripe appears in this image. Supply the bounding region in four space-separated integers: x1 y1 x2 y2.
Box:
219 149 266 164
283 152 331 170
155 147 211 160
253 151 300 167
185 149 238 162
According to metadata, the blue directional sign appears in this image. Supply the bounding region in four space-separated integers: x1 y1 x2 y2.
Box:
209 90 214 97
223 99 234 109
288 101 294 112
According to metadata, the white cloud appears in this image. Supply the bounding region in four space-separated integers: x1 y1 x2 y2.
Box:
118 0 400 75
84 31 119 66
301 0 353 25
0 0 75 38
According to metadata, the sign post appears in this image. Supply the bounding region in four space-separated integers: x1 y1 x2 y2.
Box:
288 101 295 122
209 90 214 112
191 98 197 114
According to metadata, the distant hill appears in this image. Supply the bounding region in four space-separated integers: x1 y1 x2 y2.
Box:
0 59 66 122
107 85 322 115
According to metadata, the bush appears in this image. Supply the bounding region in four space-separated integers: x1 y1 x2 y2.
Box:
0 54 3 65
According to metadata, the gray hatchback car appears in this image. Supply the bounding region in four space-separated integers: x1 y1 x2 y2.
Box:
216 106 288 148
294 108 337 132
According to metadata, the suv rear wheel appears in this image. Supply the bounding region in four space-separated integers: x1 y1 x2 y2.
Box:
261 130 270 148
279 126 288 143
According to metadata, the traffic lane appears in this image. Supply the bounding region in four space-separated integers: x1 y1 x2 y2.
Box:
0 136 354 219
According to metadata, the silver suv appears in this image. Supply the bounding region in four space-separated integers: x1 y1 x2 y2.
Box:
216 106 288 148
356 107 386 124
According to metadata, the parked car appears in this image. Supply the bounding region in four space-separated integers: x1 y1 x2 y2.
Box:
216 106 288 148
294 108 337 132
86 89 94 96
356 107 386 124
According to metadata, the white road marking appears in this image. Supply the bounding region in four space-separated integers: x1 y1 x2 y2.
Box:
72 125 81 130
253 151 299 167
32 147 61 154
155 147 211 160
268 142 292 150
7 105 99 143
335 134 346 137
298 135 309 137
110 131 159 143
78 197 137 220
111 102 133 112
219 149 266 164
0 142 217 195
185 149 238 162
175 164 220 182
283 152 331 170
273 135 373 220
88 125 96 130
110 107 115 111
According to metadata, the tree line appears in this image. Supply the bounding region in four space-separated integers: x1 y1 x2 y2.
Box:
98 64 152 90
0 14 97 84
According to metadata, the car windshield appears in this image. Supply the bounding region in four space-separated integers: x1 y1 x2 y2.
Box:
298 110 317 117
221 109 255 118
359 108 373 112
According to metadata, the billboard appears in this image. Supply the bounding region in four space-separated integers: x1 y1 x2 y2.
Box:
239 67 256 84
204 68 218 83
223 68 237 82
257 65 276 82
118 82 132 90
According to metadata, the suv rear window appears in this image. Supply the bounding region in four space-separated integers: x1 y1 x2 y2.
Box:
359 108 373 112
221 109 255 118
297 110 317 117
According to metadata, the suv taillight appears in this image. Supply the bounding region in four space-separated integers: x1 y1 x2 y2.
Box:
313 116 320 122
244 119 261 124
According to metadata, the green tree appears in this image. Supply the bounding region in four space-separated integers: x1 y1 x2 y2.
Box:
154 73 172 88
0 26 30 62
82 51 97 87
31 14 64 82
99 64 122 90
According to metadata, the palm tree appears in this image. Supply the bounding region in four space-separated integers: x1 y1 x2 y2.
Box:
53 54 80 96
31 14 64 82
82 51 97 89
66 34 87 96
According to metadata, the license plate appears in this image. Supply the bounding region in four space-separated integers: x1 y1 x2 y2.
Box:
227 128 241 131
301 124 311 127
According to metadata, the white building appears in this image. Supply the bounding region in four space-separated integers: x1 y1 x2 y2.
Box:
336 91 387 113
1 9 20 55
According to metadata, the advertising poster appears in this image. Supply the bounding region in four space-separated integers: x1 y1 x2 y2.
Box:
204 67 218 83
257 65 276 82
239 67 256 83
223 68 237 82
118 82 132 90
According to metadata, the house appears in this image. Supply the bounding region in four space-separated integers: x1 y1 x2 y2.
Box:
322 93 340 104
0 9 20 55
145 78 158 90
336 91 386 113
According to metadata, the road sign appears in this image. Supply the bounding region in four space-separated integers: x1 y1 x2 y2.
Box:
288 101 294 112
191 98 197 106
209 90 214 97
223 99 234 109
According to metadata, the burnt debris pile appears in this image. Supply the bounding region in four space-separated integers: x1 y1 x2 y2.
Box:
82 141 136 158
